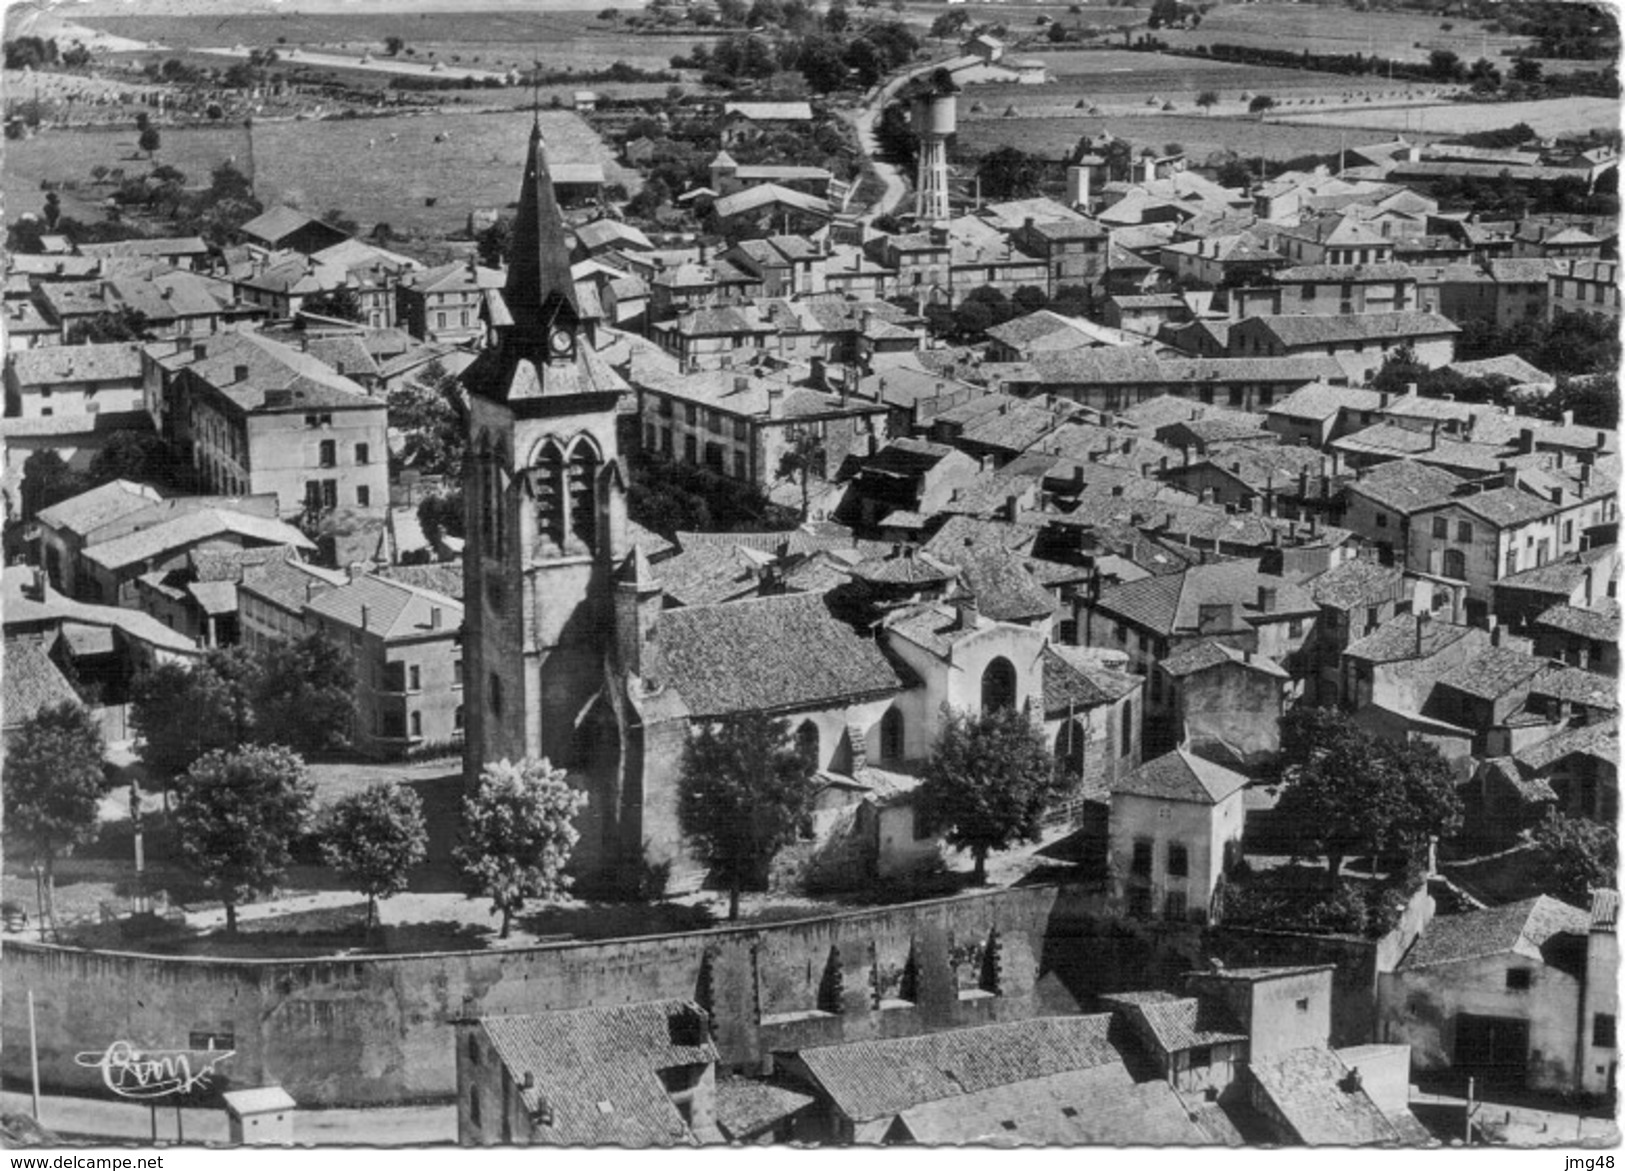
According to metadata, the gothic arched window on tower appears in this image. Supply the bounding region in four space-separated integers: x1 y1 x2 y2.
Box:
531 441 566 552
568 441 600 554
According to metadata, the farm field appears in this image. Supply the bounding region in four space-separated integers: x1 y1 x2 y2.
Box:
954 111 1449 165
4 107 633 239
1156 2 1537 65
1280 95 1624 138
72 10 719 78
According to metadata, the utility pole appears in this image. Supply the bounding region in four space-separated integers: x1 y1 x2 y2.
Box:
27 990 40 1121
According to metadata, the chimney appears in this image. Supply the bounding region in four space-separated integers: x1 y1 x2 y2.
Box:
360 604 370 631
1256 585 1277 612
1520 427 1536 455
348 561 367 582
1548 486 1564 505
734 375 750 393
1405 382 1418 399
234 363 249 383
1562 410 1575 427
193 343 208 361
1414 610 1431 658
1379 392 1392 409
1583 565 1595 604
430 606 442 630
956 596 980 631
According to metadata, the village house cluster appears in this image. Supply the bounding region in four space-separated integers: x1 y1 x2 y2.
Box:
2 32 1620 1147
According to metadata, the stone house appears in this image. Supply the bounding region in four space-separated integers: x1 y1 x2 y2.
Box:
4 342 145 421
1340 611 1491 717
1227 312 1459 383
1157 639 1289 770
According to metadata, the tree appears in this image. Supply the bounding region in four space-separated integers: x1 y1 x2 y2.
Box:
248 632 355 755
457 757 587 938
1429 48 1464 81
64 306 149 344
388 359 467 479
917 706 1060 884
978 145 1045 200
1530 809 1616 908
134 111 150 133
1147 0 1182 27
1369 341 1426 396
321 783 428 932
476 214 513 268
130 659 242 790
1271 706 1461 886
88 431 174 490
174 745 315 933
43 191 60 230
1248 94 1276 115
1511 57 1543 85
1011 285 1047 316
138 126 161 158
322 207 360 237
930 10 968 40
19 450 91 519
7 701 106 926
777 425 826 520
384 35 405 56
678 712 815 920
1195 89 1219 112
303 285 364 322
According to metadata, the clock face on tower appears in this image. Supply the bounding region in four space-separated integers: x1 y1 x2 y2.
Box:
549 327 574 357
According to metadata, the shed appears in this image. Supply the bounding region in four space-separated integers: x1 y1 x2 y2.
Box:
223 1085 297 1145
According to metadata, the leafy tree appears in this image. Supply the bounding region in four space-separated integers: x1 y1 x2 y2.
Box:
175 745 314 933
718 0 749 23
1248 94 1276 115
678 712 815 920
388 359 467 479
457 757 588 938
19 450 91 519
1011 285 1047 316
1147 0 1182 28
1530 809 1616 908
65 306 149 344
917 705 1060 884
476 214 513 268
322 207 360 237
1429 48 1464 81
1195 89 1219 111
777 425 826 520
385 35 405 56
249 632 355 755
138 126 161 158
43 192 60 230
87 431 176 490
930 10 969 39
978 145 1045 200
1511 57 1543 84
134 111 150 133
303 285 363 322
1369 341 1426 395
824 0 849 33
7 701 106 925
1271 706 1461 885
321 783 428 932
130 659 243 790
795 33 849 91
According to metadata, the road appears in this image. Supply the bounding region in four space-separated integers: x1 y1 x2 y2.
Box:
840 55 956 220
1 1089 456 1146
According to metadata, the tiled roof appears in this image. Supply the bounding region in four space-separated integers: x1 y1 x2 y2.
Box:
478 1001 717 1146
240 205 322 243
1534 600 1619 642
1161 638 1289 679
1448 354 1553 385
1272 261 1416 283
304 572 461 640
1247 311 1458 347
642 544 761 608
1530 666 1618 712
849 547 958 587
1496 547 1616 595
1131 997 1247 1054
1269 382 1385 422
1 566 198 655
724 100 814 120
1344 460 1464 514
377 561 465 602
8 342 143 387
175 330 378 413
1 637 80 728
1401 896 1589 970
1442 485 1556 527
1434 646 1552 700
713 1079 815 1140
1247 1046 1401 1145
1308 558 1405 610
893 1064 1207 1145
1515 718 1620 772
1343 614 1475 663
1111 748 1249 805
1093 560 1316 637
35 480 164 538
1042 646 1141 716
790 1014 1119 1123
81 509 315 572
955 547 1058 621
659 592 904 717
239 555 345 613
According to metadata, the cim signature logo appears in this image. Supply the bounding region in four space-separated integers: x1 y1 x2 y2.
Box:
74 1040 235 1100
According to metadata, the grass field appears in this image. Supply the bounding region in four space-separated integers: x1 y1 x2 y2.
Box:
954 110 1448 165
4 106 634 239
75 9 722 77
1156 2 1536 65
1281 95 1624 138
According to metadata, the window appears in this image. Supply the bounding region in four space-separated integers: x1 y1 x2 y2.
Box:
1505 967 1532 991
1433 517 1448 539
1164 890 1187 921
982 657 1017 714
795 719 820 763
454 705 465 732
733 451 747 480
1131 839 1153 877
532 441 565 550
1167 842 1188 877
1375 512 1388 529
489 672 503 717
1189 1045 1212 1069
1289 618 1305 638
357 486 371 508
569 442 600 553
409 665 421 691
453 659 463 688
1594 1013 1616 1049
355 443 370 465
469 1088 481 1128
1457 521 1474 543
880 707 904 762
319 439 336 468
468 1035 479 1065
1120 700 1133 756
1295 998 1310 1013
410 711 422 738
684 404 697 425
1563 520 1574 545
1443 548 1467 580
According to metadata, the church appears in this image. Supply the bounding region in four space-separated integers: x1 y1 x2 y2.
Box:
462 123 1143 894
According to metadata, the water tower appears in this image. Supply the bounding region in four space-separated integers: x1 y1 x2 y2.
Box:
910 70 960 224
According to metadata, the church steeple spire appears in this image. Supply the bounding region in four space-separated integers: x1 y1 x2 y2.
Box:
502 119 579 347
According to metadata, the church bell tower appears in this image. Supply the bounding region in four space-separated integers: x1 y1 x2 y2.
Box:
461 118 632 863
